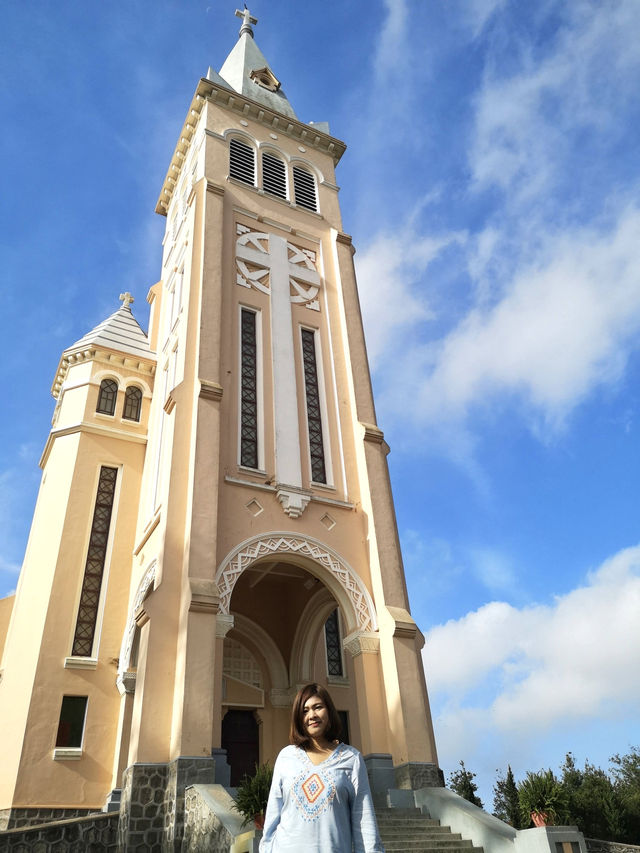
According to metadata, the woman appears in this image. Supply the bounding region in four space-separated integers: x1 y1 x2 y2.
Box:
259 683 384 852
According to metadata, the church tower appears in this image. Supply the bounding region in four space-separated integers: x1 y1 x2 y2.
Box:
0 8 440 845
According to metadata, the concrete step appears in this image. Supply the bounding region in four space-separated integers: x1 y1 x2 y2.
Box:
380 839 472 849
382 846 483 853
375 803 484 853
378 818 451 832
380 832 463 843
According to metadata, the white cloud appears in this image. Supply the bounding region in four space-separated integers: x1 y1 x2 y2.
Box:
355 225 462 368
423 544 640 733
360 205 640 437
471 1 640 200
374 0 409 80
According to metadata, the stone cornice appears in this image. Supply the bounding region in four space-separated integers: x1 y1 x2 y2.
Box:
52 346 156 399
39 421 148 469
342 630 380 657
361 422 385 444
189 578 221 614
156 77 347 215
199 379 224 401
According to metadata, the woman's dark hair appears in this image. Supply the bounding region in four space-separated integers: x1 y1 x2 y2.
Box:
289 683 343 748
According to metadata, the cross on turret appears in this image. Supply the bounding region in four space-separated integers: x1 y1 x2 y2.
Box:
119 291 134 308
235 5 257 38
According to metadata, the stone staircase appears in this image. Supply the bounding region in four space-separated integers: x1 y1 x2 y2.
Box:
376 806 484 853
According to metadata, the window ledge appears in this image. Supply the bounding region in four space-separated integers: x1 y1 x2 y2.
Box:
53 747 83 761
64 657 98 670
327 675 350 687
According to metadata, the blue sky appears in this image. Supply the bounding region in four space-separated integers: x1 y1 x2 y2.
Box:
2 0 639 807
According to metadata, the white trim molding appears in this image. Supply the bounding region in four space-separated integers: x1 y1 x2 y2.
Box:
215 532 377 633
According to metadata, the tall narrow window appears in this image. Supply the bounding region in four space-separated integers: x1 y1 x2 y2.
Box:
262 152 287 199
71 466 118 657
96 378 118 415
292 166 318 212
301 328 326 483
229 138 256 185
123 386 142 422
240 309 258 469
56 696 88 748
324 609 343 677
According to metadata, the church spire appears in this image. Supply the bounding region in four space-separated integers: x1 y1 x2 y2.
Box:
235 5 257 39
216 7 297 119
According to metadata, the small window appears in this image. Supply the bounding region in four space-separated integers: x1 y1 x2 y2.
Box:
229 138 256 185
123 386 142 422
262 152 287 199
324 609 343 677
292 166 318 212
56 696 88 748
96 378 118 415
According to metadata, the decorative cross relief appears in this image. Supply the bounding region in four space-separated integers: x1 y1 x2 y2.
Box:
235 225 321 310
235 224 323 515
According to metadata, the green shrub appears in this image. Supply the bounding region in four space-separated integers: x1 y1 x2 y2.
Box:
518 769 568 826
233 763 274 827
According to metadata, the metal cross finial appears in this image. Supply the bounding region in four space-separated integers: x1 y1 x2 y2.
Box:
235 5 257 38
119 292 134 308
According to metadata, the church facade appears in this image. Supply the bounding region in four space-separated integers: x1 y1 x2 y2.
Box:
0 9 441 844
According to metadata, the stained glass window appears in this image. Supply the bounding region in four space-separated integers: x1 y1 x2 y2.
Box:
96 378 118 415
301 328 326 483
324 609 343 677
240 309 258 469
71 466 118 657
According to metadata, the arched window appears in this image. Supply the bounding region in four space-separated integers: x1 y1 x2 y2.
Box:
262 152 287 199
292 165 318 212
96 378 118 415
229 138 256 185
123 386 143 422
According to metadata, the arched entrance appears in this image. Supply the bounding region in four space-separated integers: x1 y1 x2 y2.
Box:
217 534 379 776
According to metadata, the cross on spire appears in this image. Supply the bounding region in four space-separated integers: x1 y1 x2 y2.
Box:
235 5 257 39
119 292 134 308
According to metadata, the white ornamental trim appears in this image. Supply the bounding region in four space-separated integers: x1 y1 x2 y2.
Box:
117 559 157 679
215 533 376 632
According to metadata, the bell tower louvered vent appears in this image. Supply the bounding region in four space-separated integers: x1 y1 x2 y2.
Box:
292 166 318 212
262 152 287 199
229 138 256 185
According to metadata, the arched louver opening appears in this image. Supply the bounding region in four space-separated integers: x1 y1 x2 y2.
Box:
262 152 287 199
96 378 118 415
229 138 256 185
123 386 143 422
292 166 318 212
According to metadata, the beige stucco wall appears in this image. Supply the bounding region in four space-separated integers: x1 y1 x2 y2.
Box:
0 594 15 663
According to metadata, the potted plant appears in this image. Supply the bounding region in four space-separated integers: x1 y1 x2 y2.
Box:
517 769 567 827
233 763 274 830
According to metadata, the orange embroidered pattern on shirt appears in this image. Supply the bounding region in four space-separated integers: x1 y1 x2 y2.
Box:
301 773 325 804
